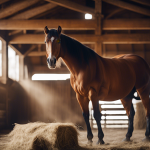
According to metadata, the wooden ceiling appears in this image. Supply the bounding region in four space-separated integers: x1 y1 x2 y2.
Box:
0 0 150 75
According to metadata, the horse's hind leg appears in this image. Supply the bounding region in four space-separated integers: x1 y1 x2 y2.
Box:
121 95 135 141
137 84 150 141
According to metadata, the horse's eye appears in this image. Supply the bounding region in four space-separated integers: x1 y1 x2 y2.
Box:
45 41 46 44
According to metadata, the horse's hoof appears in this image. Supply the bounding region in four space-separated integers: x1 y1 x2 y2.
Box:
142 136 150 142
96 139 105 145
122 137 130 142
86 139 93 146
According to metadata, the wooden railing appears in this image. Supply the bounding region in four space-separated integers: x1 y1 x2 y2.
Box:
89 100 128 129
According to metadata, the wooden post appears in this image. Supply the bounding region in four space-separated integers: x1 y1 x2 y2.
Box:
95 0 103 56
19 55 24 80
1 38 8 84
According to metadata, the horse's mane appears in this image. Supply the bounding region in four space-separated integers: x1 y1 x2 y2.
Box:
61 34 97 64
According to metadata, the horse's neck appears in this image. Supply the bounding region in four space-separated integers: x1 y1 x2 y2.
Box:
60 35 84 76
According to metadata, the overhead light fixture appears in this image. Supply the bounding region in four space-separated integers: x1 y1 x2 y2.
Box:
85 13 92 19
32 74 70 81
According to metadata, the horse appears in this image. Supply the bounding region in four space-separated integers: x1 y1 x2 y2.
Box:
44 26 150 145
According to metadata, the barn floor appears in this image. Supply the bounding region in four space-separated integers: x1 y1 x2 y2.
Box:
0 128 150 150
79 129 150 149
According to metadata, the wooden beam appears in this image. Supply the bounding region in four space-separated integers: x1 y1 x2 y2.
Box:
131 0 150 7
24 45 37 57
46 0 95 15
0 19 96 30
9 33 150 44
0 0 9 5
28 51 46 56
105 8 124 19
1 19 150 30
8 30 22 36
8 44 22 56
0 0 39 19
103 0 150 17
95 0 102 56
11 3 57 20
103 19 150 30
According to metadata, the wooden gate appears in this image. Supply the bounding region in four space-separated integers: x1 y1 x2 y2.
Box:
89 100 128 129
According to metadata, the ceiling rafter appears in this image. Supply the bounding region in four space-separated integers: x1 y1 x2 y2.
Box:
1 19 150 30
0 0 9 5
46 0 95 15
0 19 96 30
103 0 150 17
105 8 124 19
0 0 39 19
11 3 57 20
130 0 150 7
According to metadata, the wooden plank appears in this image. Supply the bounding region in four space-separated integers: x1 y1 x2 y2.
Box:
46 0 95 15
0 19 96 30
103 19 150 30
28 51 46 56
1 19 150 30
11 3 57 20
103 0 150 17
0 0 39 19
9 33 150 44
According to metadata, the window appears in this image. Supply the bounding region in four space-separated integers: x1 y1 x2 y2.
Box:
0 40 2 76
32 74 70 81
8 46 19 81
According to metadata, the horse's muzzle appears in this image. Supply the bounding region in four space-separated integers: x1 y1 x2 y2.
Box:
47 57 56 69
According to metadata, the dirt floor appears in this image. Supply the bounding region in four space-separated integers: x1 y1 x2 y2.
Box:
0 128 150 150
79 129 150 150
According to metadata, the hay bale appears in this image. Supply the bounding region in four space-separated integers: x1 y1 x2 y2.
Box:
134 102 146 129
0 122 80 150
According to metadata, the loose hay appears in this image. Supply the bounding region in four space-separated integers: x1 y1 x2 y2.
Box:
134 102 146 129
0 122 80 150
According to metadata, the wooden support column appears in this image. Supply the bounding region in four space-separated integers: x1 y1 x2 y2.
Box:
19 55 24 81
95 0 102 56
0 38 8 84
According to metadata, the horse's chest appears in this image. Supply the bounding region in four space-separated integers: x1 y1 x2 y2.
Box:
70 76 88 96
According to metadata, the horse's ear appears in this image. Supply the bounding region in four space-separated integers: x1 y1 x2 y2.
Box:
44 26 49 34
57 26 62 36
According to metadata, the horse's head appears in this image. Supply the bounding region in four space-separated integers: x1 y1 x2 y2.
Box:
44 26 62 69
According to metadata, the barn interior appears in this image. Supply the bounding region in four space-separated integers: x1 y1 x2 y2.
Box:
0 0 150 149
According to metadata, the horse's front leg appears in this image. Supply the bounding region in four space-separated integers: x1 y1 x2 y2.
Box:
76 93 93 145
92 100 105 144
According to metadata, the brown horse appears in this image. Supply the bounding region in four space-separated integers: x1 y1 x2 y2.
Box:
44 26 150 145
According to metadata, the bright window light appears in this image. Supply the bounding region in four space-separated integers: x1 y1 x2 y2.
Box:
0 40 2 51
32 74 70 81
0 39 2 76
85 13 92 19
8 46 19 81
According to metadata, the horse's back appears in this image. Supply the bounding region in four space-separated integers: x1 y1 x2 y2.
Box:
112 54 150 89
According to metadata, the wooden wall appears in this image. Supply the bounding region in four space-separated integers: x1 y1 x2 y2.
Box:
0 78 84 130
